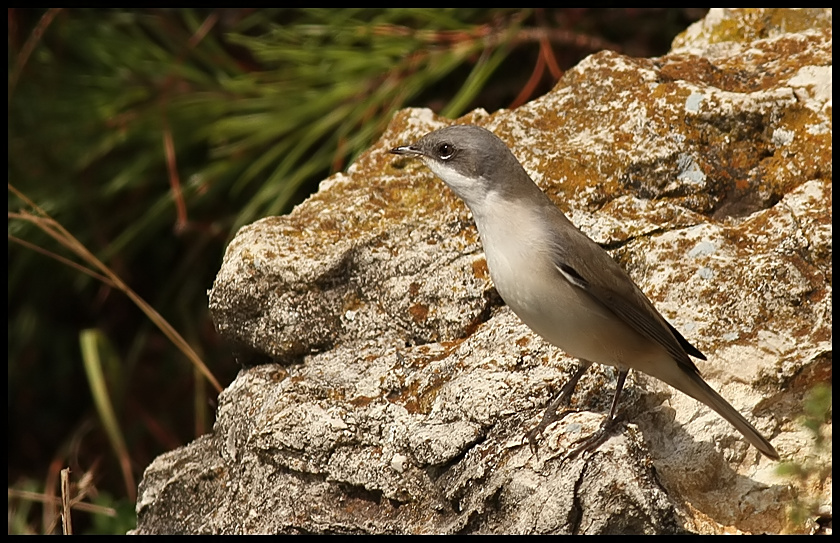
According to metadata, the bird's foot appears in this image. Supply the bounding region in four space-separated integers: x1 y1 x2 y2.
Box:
523 362 592 457
562 416 619 461
525 406 578 456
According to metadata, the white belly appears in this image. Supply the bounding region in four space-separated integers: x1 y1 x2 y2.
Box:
478 216 659 369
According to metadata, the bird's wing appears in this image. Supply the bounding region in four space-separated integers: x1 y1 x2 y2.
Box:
549 222 705 375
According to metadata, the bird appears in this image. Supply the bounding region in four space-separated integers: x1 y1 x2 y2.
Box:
390 124 779 461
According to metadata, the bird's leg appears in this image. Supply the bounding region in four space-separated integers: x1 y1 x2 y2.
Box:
565 368 629 460
527 360 592 454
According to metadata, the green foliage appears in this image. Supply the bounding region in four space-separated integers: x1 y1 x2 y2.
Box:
777 383 832 533
84 494 137 535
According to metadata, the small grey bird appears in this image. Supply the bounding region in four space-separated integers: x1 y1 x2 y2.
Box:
391 124 779 461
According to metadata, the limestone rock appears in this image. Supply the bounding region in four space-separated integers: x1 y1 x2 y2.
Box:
135 8 832 534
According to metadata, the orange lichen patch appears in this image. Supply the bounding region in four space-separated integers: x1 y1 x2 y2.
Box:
408 282 421 296
762 108 833 193
342 291 364 312
269 369 289 383
348 395 375 408
252 152 463 252
408 302 429 323
380 341 466 416
385 377 441 416
696 8 831 46
471 258 489 280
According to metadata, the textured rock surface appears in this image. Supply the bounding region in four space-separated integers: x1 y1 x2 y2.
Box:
135 8 832 534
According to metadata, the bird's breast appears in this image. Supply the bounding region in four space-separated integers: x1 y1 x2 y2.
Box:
475 210 659 367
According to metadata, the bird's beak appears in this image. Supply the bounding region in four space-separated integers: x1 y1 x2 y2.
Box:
390 144 423 157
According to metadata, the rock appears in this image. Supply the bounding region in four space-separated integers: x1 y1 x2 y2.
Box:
135 8 832 534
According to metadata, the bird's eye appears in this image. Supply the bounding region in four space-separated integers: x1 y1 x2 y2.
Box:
437 143 455 160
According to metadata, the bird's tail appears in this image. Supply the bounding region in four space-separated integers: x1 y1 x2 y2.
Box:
662 367 779 460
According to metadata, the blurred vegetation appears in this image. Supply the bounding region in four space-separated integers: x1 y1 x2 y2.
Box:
778 383 832 534
8 8 707 533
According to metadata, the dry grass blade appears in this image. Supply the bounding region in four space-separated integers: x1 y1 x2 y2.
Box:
8 183 222 393
7 487 117 516
60 468 72 535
